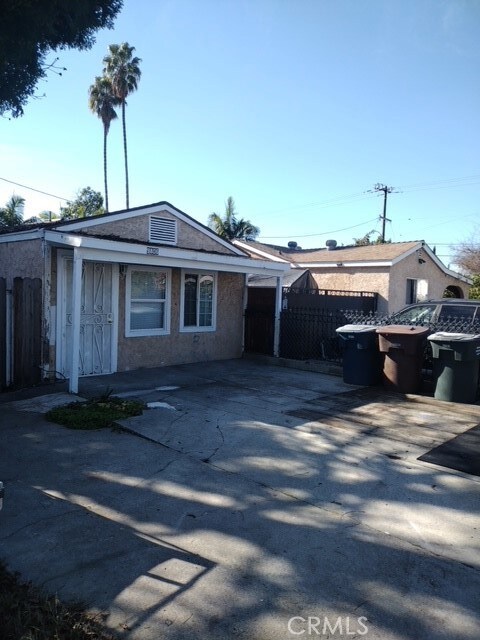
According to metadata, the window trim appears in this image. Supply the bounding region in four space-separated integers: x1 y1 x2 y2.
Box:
180 269 217 332
125 266 171 337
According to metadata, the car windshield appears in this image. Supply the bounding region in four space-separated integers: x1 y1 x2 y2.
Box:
393 304 435 324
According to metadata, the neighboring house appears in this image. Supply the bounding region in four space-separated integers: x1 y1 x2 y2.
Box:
0 202 288 392
234 239 471 315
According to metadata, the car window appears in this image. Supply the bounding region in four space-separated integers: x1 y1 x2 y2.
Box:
393 304 435 323
438 305 477 321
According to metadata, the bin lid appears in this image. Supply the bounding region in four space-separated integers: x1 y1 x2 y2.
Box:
427 332 480 342
376 324 430 336
336 324 378 333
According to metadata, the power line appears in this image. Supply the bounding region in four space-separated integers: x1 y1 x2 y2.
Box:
0 176 68 201
398 174 480 192
367 183 397 242
257 192 377 217
259 217 379 240
258 173 480 219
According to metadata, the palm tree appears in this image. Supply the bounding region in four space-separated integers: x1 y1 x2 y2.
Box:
0 195 25 229
103 43 142 209
208 197 260 241
89 75 119 212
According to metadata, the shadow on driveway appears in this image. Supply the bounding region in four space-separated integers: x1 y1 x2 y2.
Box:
1 359 479 639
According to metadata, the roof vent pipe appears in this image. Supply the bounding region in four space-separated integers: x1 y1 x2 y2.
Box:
326 239 337 250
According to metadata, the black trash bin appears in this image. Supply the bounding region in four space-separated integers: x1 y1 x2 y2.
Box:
336 324 382 385
428 332 480 403
376 325 430 393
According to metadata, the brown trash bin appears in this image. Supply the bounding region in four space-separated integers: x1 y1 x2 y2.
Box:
376 325 430 393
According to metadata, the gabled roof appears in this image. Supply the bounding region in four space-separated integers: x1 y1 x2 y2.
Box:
0 200 249 257
234 239 422 264
234 239 471 285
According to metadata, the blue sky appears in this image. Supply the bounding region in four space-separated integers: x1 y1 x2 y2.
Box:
1 0 479 268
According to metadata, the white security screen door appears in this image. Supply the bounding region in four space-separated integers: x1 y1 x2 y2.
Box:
63 260 115 377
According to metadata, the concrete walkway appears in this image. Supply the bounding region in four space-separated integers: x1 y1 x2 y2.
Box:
1 359 479 639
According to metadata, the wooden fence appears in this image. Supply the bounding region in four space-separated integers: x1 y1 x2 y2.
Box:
0 277 42 390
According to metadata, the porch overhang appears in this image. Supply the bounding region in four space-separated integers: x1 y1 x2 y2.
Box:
45 231 290 277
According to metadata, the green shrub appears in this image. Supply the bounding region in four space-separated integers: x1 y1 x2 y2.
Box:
46 396 144 430
0 560 117 639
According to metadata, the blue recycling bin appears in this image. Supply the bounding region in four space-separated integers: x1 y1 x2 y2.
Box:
336 324 382 385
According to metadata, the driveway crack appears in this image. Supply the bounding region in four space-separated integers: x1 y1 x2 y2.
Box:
201 420 225 463
0 508 81 541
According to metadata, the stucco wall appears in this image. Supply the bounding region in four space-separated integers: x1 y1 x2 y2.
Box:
117 270 245 370
388 251 467 312
82 211 236 255
0 239 44 287
309 254 468 314
310 268 390 313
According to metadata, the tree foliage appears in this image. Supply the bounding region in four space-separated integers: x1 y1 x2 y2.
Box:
60 187 105 220
89 75 119 212
0 195 24 229
468 275 480 300
103 42 142 209
353 230 390 246
0 0 123 117
208 197 260 241
452 232 480 275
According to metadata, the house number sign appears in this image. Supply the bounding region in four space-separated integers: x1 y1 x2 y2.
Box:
146 246 159 255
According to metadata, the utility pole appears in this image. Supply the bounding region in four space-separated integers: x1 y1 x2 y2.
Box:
373 183 395 242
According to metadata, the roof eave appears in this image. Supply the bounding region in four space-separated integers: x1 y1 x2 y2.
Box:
44 231 290 276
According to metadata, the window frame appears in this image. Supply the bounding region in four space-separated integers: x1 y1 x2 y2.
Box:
125 266 171 337
180 269 217 332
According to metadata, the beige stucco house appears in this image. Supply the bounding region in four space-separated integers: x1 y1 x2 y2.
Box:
0 202 288 391
234 239 471 314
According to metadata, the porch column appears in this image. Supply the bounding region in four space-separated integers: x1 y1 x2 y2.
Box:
69 248 83 394
273 275 283 357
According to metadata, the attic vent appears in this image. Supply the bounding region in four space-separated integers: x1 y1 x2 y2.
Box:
288 241 298 249
149 216 177 245
326 239 337 250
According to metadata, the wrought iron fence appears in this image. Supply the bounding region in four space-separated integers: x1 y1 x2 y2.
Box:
279 308 348 361
283 288 377 313
342 311 480 379
343 309 480 334
279 307 480 376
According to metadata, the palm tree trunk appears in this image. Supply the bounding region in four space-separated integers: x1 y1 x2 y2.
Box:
122 100 129 209
103 126 109 213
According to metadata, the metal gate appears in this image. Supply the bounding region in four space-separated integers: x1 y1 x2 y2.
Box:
63 260 115 377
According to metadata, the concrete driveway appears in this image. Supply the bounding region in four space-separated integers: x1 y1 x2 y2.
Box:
1 359 479 639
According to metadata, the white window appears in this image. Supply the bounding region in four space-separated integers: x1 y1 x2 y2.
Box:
125 267 171 336
149 216 177 245
180 271 217 331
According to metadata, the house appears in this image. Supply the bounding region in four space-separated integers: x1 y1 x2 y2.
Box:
0 202 289 392
234 239 471 314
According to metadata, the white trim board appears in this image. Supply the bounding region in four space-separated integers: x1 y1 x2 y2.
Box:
44 231 290 276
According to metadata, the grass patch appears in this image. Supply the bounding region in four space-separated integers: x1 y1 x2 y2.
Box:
46 394 144 430
0 560 117 640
